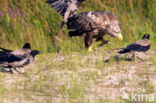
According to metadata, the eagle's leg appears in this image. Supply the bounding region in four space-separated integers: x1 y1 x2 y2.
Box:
84 33 93 51
88 46 92 51
99 38 109 47
60 21 66 29
95 32 109 46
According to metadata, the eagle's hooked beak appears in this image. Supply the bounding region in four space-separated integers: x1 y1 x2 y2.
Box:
116 33 123 41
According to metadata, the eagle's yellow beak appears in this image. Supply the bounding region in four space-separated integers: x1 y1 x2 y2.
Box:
116 33 123 41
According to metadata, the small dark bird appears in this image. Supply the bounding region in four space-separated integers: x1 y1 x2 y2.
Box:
0 43 42 74
118 34 150 60
118 34 150 54
0 43 31 55
46 0 123 51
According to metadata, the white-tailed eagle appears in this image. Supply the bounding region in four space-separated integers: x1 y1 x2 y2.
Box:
46 0 123 51
46 0 85 27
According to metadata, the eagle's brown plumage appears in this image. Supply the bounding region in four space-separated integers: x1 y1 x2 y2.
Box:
46 1 123 50
46 0 86 27
67 11 123 50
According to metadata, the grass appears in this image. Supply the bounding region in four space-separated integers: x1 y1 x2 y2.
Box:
0 49 156 103
0 0 156 103
0 0 155 52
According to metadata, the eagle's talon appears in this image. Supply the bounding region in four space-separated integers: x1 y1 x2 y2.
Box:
87 47 92 51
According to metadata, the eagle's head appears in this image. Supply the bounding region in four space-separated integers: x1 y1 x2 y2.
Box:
105 15 123 41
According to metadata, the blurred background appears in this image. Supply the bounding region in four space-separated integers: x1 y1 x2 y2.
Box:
0 0 155 52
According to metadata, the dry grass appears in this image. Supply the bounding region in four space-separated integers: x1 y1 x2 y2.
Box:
0 48 156 103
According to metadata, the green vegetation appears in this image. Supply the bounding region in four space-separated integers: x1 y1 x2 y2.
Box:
0 0 155 52
0 0 156 103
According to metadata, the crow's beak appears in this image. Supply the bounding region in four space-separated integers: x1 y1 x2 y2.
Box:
38 51 43 54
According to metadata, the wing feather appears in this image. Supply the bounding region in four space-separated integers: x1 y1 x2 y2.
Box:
0 51 26 63
67 11 116 32
0 47 13 52
47 0 75 16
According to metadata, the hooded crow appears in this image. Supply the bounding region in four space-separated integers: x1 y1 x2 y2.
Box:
0 43 42 73
0 43 31 55
118 34 150 60
118 34 150 54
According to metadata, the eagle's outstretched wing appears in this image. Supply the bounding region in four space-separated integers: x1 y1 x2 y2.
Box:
46 0 85 27
46 0 84 16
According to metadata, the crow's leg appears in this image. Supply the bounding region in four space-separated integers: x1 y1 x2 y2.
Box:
136 56 144 62
84 33 93 51
13 68 22 74
130 52 136 61
8 67 13 74
131 52 144 62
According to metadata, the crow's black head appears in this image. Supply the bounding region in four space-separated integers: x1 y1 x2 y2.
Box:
23 43 31 49
142 34 150 39
78 0 86 2
31 50 43 57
